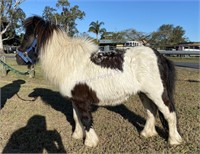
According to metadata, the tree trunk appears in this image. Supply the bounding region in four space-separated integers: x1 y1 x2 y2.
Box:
96 33 98 43
0 34 4 54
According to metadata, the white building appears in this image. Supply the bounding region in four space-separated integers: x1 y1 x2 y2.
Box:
124 41 143 47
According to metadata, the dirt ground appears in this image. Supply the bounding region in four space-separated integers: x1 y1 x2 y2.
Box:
0 64 199 153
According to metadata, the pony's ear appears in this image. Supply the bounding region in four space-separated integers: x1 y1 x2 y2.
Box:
23 16 40 29
31 16 43 36
32 16 40 26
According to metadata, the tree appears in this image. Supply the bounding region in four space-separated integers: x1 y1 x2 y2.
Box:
0 0 26 53
149 24 188 49
122 29 151 45
42 6 57 24
170 26 188 44
42 0 85 36
121 25 188 49
88 20 106 43
101 31 126 42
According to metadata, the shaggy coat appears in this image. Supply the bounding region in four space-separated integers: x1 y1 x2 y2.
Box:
18 16 183 147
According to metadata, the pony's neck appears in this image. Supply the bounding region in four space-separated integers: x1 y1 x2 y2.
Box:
39 28 99 87
40 29 69 54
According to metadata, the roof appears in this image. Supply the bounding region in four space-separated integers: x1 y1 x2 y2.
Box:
99 39 127 45
179 42 200 46
99 40 114 44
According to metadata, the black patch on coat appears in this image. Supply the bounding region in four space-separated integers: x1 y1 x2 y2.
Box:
71 83 99 131
158 110 169 135
90 49 125 71
153 49 176 112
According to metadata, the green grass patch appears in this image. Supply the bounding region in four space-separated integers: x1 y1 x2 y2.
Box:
168 57 200 63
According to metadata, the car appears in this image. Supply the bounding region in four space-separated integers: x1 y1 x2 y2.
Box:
3 45 18 54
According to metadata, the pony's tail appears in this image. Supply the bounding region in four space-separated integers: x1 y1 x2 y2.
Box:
165 58 176 106
154 50 176 133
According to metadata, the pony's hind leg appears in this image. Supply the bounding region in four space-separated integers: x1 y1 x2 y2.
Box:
146 91 183 145
72 103 85 139
139 92 158 138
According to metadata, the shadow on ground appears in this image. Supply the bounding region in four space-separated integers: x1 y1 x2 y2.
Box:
1 79 25 109
2 115 66 153
105 104 167 139
28 88 75 131
28 88 167 141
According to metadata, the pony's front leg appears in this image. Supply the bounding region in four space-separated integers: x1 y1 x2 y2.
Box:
72 100 99 147
72 103 85 139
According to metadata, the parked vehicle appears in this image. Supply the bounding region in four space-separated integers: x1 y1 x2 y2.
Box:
3 45 18 54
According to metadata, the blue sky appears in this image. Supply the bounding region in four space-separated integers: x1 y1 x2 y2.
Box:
20 0 200 41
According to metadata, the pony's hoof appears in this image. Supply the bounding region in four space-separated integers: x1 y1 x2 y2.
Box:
84 128 99 147
72 131 84 139
84 137 99 147
140 129 158 138
169 136 183 146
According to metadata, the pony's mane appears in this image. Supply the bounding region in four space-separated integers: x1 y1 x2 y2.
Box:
23 16 60 49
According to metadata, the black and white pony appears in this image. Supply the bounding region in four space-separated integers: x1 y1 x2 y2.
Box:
17 16 183 147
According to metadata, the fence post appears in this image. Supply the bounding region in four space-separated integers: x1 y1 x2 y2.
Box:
0 56 8 76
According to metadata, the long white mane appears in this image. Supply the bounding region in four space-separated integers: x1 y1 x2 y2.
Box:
40 29 98 87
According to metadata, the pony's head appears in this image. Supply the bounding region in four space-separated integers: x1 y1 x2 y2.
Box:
17 16 58 65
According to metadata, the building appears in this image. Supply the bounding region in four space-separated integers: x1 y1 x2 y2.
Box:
165 42 200 51
99 40 143 52
178 42 200 51
99 40 125 52
124 41 143 47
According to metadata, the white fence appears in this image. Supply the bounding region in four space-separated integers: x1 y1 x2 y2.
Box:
158 50 200 56
99 45 200 56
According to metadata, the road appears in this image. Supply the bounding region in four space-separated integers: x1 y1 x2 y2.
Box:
175 62 200 69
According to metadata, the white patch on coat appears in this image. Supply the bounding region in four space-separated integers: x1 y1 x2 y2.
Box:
140 110 158 138
72 103 85 139
167 112 183 145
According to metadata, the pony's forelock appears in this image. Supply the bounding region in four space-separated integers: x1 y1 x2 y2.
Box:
23 16 41 28
23 16 60 50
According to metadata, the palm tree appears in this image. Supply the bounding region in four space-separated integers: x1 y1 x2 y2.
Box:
88 20 106 43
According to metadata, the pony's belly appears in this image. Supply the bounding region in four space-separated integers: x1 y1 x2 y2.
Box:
87 78 138 106
97 94 131 106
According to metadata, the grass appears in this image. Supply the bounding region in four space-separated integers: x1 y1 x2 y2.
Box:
168 57 200 63
0 57 200 153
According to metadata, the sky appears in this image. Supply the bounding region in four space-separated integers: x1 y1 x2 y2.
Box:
20 0 200 42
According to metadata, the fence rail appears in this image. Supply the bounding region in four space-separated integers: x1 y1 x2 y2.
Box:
99 46 200 56
158 50 200 56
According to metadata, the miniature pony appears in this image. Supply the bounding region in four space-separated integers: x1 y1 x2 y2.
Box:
18 16 183 147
